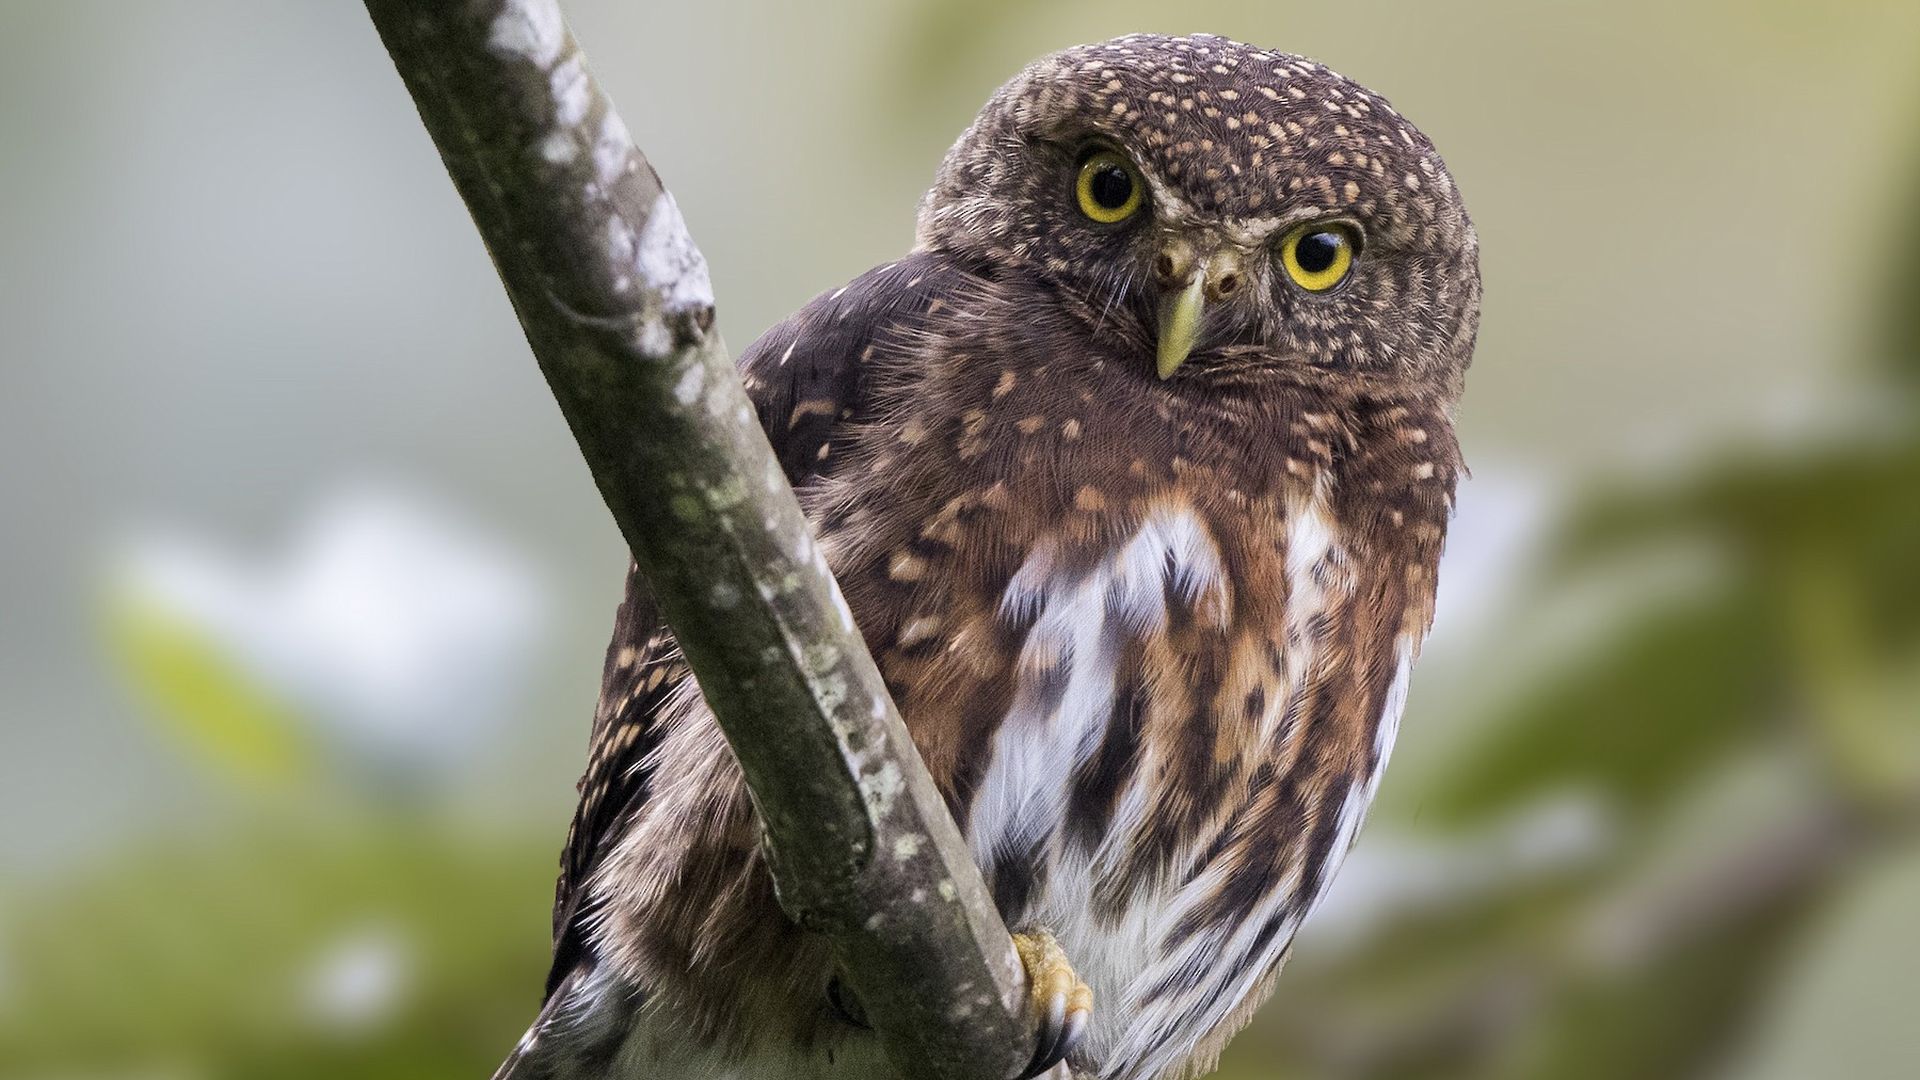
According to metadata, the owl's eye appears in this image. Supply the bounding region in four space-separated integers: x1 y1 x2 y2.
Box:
1280 223 1359 292
1075 150 1144 224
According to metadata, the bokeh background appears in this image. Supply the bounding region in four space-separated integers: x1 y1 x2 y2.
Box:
3 1 1917 1077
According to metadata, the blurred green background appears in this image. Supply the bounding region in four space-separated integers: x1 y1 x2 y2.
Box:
3 1 1917 1077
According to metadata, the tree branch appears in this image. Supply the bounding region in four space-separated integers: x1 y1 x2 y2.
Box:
360 3 1031 1077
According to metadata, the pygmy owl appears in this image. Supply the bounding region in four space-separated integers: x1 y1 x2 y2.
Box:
501 32 1478 1080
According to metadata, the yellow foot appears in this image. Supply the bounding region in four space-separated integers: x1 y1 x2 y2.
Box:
1013 929 1093 1079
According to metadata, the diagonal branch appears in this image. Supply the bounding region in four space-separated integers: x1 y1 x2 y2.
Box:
360 3 1031 1078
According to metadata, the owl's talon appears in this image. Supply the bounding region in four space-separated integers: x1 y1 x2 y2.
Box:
1013 929 1092 1079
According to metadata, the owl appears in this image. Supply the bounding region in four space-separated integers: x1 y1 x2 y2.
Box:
500 32 1478 1080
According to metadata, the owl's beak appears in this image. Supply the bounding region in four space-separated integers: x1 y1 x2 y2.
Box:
1156 273 1206 380
1154 248 1241 379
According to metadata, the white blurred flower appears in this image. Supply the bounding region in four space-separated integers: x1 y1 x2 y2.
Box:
113 483 549 771
301 921 415 1035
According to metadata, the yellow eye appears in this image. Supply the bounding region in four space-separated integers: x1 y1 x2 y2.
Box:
1280 223 1358 292
1075 150 1144 224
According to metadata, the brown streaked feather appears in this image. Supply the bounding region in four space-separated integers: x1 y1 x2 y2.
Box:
539 259 1461 1076
545 568 675 998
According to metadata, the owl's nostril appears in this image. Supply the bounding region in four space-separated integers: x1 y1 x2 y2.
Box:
1154 253 1177 281
1214 272 1241 297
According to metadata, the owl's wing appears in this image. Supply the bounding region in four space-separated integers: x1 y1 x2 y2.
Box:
541 252 955 1001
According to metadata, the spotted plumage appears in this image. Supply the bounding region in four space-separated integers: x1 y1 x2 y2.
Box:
501 33 1477 1080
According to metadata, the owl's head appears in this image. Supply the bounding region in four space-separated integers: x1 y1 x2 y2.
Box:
916 34 1479 398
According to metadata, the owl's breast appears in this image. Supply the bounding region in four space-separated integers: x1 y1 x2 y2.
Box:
819 441 1394 1071
792 317 1448 1074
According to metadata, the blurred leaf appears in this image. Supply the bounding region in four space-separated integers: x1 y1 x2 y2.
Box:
1555 446 1920 638
104 591 310 786
1424 424 1920 828
1503 836 1845 1080
0 818 555 1079
1418 591 1776 826
1230 866 1596 1080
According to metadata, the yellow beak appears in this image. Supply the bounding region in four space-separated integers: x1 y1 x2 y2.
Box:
1156 271 1206 380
